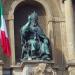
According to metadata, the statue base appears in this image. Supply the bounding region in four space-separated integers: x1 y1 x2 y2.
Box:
21 60 56 75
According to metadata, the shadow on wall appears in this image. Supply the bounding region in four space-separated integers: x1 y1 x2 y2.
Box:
72 0 75 41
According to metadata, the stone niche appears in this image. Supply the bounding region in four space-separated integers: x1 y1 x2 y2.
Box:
14 1 47 62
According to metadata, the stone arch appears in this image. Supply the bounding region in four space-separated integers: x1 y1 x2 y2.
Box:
7 0 63 64
8 0 62 20
9 0 51 18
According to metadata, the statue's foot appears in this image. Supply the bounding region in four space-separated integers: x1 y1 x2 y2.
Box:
41 55 51 61
32 56 37 59
21 57 28 61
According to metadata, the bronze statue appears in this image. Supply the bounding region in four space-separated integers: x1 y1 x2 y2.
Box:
20 11 52 61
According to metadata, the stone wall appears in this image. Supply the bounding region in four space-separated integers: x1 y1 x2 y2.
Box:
1 0 75 75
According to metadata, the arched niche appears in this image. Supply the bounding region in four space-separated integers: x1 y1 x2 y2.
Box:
14 1 48 62
7 0 63 65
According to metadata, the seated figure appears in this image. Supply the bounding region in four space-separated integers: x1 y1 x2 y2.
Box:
20 11 52 61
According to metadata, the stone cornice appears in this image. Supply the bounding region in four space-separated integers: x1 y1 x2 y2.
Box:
48 17 65 22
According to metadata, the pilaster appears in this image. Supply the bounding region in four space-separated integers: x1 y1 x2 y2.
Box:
64 0 75 75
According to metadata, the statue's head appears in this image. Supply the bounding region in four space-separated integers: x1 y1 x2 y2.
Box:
28 11 38 21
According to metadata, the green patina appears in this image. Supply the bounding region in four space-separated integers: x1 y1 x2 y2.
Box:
20 11 52 61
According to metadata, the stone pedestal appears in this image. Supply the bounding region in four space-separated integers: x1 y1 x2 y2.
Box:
21 60 55 75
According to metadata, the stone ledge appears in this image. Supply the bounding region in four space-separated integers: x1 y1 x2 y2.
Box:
20 60 54 68
48 17 65 22
66 60 75 68
11 60 54 69
11 65 22 69
67 60 75 66
21 60 54 64
53 66 67 71
66 63 75 68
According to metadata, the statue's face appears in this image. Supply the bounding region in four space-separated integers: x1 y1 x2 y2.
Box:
28 12 38 26
30 16 38 26
30 12 38 21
